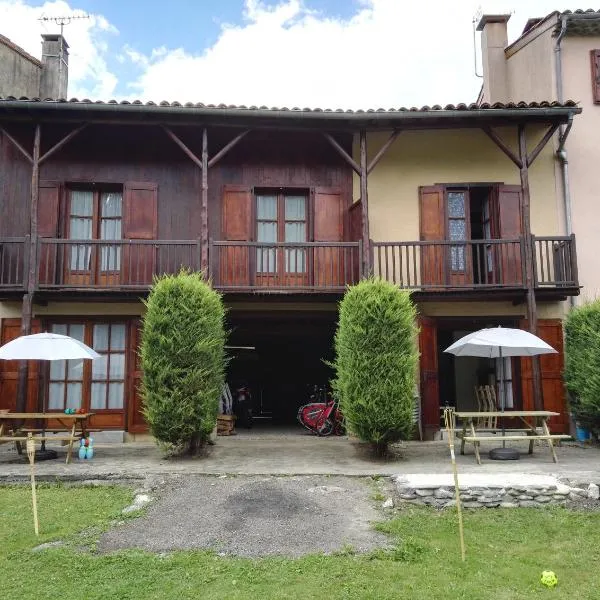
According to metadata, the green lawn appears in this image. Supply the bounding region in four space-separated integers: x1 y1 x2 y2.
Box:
2 485 600 599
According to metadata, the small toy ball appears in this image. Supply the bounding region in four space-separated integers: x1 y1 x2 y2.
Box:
541 571 558 588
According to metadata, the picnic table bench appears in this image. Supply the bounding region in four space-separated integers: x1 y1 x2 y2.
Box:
454 411 571 464
0 412 95 464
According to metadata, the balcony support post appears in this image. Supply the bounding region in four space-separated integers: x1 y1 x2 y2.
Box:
359 130 371 276
518 124 543 412
201 128 209 274
16 123 41 414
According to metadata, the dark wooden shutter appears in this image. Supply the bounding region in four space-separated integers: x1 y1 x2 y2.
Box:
419 185 445 287
38 181 61 284
591 50 600 104
418 316 439 438
495 184 523 285
314 187 344 288
0 318 42 412
126 319 147 433
220 185 252 287
123 182 158 285
520 319 568 433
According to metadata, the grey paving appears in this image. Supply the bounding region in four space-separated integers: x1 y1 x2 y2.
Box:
98 475 388 557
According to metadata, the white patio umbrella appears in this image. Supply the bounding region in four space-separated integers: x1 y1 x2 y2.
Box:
0 332 100 361
444 327 557 459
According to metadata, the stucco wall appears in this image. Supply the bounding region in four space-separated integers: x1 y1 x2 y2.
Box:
0 301 144 321
562 36 600 302
418 300 564 320
0 41 41 98
355 127 560 243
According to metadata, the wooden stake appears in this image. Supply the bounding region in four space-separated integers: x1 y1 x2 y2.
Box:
443 407 465 562
26 433 39 536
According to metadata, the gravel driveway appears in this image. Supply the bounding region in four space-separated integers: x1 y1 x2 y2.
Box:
98 475 389 557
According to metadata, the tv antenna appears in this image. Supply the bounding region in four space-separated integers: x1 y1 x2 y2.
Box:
37 14 90 95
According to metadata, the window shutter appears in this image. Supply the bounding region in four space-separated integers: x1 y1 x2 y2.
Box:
220 185 252 287
418 316 439 437
419 185 445 286
38 181 61 284
127 319 147 433
496 184 522 285
123 182 158 285
591 50 600 104
314 187 345 287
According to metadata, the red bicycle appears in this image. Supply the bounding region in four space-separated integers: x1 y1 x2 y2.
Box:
297 385 344 436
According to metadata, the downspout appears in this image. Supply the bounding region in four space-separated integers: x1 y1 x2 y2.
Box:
554 15 575 308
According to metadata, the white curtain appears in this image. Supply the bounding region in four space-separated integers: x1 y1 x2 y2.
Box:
69 191 93 270
100 192 122 270
495 357 514 409
257 195 277 273
285 196 306 273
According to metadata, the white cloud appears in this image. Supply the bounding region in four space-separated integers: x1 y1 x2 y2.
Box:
0 0 118 98
1 0 591 107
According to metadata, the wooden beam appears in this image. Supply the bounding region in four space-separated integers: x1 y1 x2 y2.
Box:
518 124 543 412
359 130 371 276
526 123 560 167
367 130 401 175
322 133 361 175
16 124 41 414
0 126 33 164
483 127 522 169
38 124 87 165
162 126 203 169
208 130 249 169
201 128 209 274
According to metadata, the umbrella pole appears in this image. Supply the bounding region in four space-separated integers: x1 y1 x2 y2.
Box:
500 347 506 448
26 433 39 536
443 407 466 562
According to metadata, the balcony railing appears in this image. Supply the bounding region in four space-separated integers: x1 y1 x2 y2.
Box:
210 240 362 291
0 237 28 289
372 235 578 291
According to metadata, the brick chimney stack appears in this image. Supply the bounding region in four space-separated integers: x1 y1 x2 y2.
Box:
477 14 510 103
40 33 69 98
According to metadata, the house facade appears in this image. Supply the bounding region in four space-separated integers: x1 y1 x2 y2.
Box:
477 9 600 303
0 35 582 439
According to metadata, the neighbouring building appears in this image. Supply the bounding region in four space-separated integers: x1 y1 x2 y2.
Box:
0 34 582 439
477 9 600 303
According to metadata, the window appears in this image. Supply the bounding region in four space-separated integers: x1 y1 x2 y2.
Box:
447 190 468 271
495 357 514 409
592 50 600 104
68 188 122 273
256 191 308 275
47 322 126 412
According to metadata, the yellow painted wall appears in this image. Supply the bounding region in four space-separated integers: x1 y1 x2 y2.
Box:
418 300 564 320
354 126 560 244
0 301 144 322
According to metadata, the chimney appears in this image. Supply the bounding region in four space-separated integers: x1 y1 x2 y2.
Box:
476 14 510 103
39 34 69 98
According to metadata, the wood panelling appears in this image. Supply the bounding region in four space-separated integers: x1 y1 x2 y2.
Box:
127 319 147 433
314 187 344 286
220 185 252 286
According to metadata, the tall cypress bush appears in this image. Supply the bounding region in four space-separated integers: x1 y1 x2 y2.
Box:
333 278 419 455
564 300 600 435
140 271 226 454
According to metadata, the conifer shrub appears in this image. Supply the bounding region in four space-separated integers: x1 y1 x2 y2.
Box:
564 300 600 435
141 271 226 454
332 278 419 455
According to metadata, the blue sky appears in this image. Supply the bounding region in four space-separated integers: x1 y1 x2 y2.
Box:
2 0 593 107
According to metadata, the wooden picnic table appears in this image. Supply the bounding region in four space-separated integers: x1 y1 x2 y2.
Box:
0 412 95 464
454 410 571 465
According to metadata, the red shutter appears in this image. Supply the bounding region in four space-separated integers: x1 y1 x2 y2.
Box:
591 50 600 104
495 184 523 285
220 185 252 287
418 316 439 438
0 318 42 412
127 319 147 433
419 185 445 286
520 319 568 433
38 181 61 284
314 187 345 287
123 182 158 285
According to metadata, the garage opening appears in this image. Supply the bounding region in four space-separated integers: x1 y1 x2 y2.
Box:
224 309 338 430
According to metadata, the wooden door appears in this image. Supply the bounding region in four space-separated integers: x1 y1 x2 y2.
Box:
314 187 344 287
520 319 568 433
494 185 522 285
38 181 61 284
122 182 158 286
0 318 41 412
418 316 440 438
127 319 148 433
419 186 445 287
220 185 252 287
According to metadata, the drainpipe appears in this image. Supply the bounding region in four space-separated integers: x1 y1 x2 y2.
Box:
554 15 575 308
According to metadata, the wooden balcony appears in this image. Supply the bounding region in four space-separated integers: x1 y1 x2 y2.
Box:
371 236 579 297
0 237 28 290
210 240 363 292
